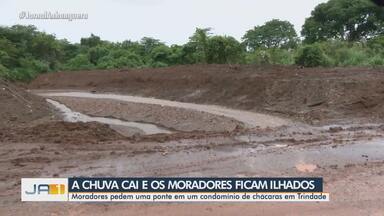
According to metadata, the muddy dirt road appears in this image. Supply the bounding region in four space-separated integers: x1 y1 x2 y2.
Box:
1 65 384 215
2 88 384 215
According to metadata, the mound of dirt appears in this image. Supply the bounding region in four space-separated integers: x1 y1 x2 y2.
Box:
0 79 52 128
0 121 125 144
30 65 384 124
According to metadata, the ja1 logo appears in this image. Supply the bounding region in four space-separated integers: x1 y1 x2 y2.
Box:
25 184 65 195
21 178 68 201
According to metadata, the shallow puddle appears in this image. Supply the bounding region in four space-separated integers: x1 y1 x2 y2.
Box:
242 139 384 173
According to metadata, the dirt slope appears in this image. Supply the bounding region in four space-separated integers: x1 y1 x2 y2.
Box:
0 121 124 144
0 79 50 128
0 79 123 143
29 64 384 124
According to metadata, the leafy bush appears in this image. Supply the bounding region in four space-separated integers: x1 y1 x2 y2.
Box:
268 49 295 65
367 36 384 53
368 55 384 66
96 56 115 69
150 45 172 64
245 50 271 65
88 46 110 64
150 61 168 68
20 58 50 73
295 44 329 67
0 64 10 79
96 50 144 69
8 69 36 81
114 55 143 68
341 48 368 66
206 36 245 64
0 50 12 67
6 58 49 81
64 54 94 70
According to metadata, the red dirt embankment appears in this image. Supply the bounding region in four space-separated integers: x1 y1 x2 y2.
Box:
0 79 123 143
0 79 49 128
30 64 384 124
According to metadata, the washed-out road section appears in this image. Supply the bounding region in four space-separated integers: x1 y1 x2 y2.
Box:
38 91 290 129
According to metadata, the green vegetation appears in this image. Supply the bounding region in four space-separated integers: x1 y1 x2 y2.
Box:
295 44 330 67
0 0 383 81
243 19 299 50
302 0 384 43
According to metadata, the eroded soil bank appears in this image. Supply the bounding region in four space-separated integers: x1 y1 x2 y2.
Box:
29 65 384 124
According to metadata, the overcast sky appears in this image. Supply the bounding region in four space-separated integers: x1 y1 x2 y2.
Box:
0 0 328 45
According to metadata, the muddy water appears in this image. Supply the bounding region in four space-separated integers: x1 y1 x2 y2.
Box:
54 138 384 177
39 91 289 128
47 99 171 135
244 139 384 173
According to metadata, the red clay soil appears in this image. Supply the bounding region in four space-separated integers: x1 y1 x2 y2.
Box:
0 121 125 144
30 64 384 124
0 80 123 143
0 79 50 128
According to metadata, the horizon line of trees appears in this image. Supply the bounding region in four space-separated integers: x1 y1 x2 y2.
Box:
0 0 383 81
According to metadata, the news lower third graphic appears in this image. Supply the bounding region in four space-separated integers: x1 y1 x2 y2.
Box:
22 178 330 202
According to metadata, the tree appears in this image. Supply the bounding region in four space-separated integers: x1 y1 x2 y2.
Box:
65 54 94 70
181 42 200 64
0 64 10 79
302 0 384 43
0 25 38 67
243 19 298 50
148 44 183 66
206 36 245 64
30 32 62 69
150 45 172 66
110 49 144 68
0 37 18 67
0 25 38 46
186 28 212 63
80 34 102 48
0 25 62 77
88 45 110 65
59 39 80 61
96 49 144 69
121 40 146 56
140 37 164 54
168 45 184 65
